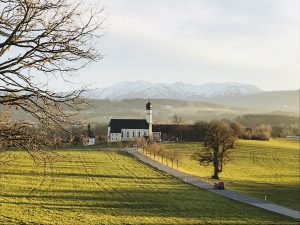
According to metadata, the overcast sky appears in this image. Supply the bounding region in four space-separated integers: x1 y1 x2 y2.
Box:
63 0 300 91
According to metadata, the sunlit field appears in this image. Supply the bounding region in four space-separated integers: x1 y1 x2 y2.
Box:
0 150 298 224
162 138 300 210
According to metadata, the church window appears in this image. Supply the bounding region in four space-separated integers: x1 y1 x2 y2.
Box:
121 131 123 138
144 132 146 136
127 131 129 138
138 132 140 137
133 132 135 137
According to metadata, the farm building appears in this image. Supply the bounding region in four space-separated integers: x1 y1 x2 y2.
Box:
107 101 161 142
83 124 96 146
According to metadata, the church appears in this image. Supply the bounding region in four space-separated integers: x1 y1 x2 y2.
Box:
107 101 161 142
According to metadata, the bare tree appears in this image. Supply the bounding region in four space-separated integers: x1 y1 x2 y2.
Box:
230 121 245 138
0 0 105 148
172 114 183 125
135 137 147 153
172 114 184 141
192 120 236 179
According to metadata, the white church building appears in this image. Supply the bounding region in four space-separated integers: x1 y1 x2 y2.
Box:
107 101 161 142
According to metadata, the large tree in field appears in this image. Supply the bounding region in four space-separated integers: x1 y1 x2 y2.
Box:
0 0 104 150
192 120 236 179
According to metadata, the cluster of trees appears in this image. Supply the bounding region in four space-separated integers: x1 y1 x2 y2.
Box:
147 143 180 169
161 119 281 141
165 113 300 142
158 120 243 142
0 120 98 149
237 114 299 137
134 138 180 169
242 125 272 141
69 123 108 145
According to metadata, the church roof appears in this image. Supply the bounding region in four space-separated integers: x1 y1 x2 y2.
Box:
108 119 149 133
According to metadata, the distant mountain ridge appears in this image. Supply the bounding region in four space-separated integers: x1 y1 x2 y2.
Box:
85 81 263 100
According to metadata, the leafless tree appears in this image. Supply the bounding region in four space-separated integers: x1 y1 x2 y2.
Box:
0 0 105 150
172 114 183 141
192 120 236 179
135 137 147 153
172 114 183 125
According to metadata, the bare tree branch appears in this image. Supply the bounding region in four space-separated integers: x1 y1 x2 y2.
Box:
0 0 105 145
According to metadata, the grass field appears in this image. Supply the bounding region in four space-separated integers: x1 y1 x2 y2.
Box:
0 150 298 224
162 138 300 211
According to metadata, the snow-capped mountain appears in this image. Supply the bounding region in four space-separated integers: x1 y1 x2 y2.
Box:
84 81 263 100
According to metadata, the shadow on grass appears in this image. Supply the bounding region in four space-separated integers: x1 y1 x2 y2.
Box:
0 187 297 223
0 171 166 180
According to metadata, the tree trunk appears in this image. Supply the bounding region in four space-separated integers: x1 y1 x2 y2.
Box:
212 147 219 179
212 164 219 179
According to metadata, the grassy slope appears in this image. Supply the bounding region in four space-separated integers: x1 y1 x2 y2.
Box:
73 99 249 123
163 139 300 210
0 150 298 224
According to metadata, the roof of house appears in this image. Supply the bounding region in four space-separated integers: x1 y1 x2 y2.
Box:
87 129 95 138
108 119 149 133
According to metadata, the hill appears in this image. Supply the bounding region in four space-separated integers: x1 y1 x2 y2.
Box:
206 90 299 112
12 98 298 124
80 98 255 124
162 139 300 210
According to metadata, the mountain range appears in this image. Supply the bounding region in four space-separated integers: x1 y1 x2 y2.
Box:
84 81 263 100
82 81 299 112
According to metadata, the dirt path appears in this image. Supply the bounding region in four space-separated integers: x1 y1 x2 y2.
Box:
127 149 300 220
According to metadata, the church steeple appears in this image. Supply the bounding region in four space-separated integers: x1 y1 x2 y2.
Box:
146 101 153 138
146 101 152 110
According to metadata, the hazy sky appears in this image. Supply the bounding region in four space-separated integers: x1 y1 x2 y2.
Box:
62 0 300 91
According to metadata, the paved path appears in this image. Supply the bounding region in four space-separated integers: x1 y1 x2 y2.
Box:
127 150 300 220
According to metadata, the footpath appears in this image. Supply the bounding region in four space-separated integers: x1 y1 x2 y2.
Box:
127 149 300 220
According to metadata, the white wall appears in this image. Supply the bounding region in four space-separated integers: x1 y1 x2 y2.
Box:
109 130 161 142
121 129 148 141
146 109 153 138
107 127 111 138
109 129 149 142
109 133 122 142
88 138 95 145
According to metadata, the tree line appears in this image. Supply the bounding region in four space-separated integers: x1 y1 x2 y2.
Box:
25 113 297 147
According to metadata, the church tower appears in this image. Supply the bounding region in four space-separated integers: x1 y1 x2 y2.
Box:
146 101 153 138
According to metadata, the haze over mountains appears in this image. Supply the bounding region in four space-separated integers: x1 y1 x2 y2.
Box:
83 81 299 112
85 81 263 99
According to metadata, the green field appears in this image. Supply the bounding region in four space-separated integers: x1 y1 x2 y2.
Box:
0 150 298 224
162 138 300 210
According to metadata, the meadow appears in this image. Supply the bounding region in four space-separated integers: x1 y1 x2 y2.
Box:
0 150 298 224
162 138 300 210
